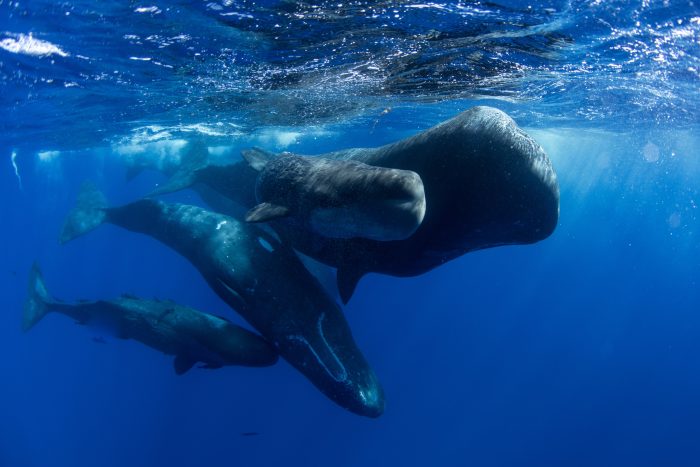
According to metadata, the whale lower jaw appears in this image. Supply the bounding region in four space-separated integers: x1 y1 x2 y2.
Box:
283 312 384 418
309 199 425 241
286 313 348 383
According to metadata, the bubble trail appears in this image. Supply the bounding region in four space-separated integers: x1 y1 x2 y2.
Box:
11 150 22 190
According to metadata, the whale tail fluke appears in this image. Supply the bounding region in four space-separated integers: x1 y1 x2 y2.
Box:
23 262 54 332
60 181 108 245
148 140 209 197
241 147 277 171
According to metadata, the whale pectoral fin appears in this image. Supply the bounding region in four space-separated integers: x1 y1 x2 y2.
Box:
337 266 364 305
245 203 290 223
174 355 197 375
241 147 276 171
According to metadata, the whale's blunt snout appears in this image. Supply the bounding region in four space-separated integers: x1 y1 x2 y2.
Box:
364 169 426 241
354 371 385 418
463 106 560 243
284 310 385 417
334 365 385 418
382 170 424 202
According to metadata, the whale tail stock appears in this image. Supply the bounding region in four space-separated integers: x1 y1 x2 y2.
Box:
23 262 55 332
148 139 209 197
59 181 108 245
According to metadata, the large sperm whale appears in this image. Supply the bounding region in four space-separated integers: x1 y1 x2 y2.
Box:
23 263 278 374
148 106 560 303
60 184 384 418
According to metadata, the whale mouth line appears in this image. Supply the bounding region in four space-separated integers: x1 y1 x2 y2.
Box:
287 313 348 383
215 278 248 311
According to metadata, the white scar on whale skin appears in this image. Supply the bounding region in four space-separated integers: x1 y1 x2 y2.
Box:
11 151 22 190
288 313 348 383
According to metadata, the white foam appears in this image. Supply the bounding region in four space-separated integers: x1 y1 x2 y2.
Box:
254 130 299 148
254 127 333 149
36 150 61 162
112 139 188 157
134 6 161 14
0 33 69 58
207 145 235 158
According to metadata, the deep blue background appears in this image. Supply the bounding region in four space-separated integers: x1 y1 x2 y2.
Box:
2 0 700 465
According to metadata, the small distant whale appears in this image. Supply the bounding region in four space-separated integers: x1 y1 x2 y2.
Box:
143 107 559 303
60 184 384 417
241 149 426 241
23 263 278 374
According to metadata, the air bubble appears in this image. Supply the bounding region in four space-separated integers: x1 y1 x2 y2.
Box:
642 142 660 162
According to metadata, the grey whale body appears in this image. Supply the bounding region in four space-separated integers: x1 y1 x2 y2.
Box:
243 150 426 242
60 185 384 418
23 263 278 374
151 106 560 303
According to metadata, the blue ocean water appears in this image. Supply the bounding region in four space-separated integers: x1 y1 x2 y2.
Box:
1 1 699 466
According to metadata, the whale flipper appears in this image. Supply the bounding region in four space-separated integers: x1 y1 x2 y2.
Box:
241 147 276 171
23 262 54 332
245 203 290 223
149 140 209 197
173 354 197 375
337 265 364 305
59 182 107 244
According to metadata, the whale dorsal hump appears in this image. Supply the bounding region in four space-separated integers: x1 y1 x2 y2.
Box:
337 265 364 305
245 203 290 223
241 147 276 171
174 355 197 375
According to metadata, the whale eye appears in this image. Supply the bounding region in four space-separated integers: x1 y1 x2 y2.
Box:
257 236 274 252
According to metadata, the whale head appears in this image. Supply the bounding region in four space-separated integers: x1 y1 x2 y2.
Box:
282 308 385 418
309 161 426 242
